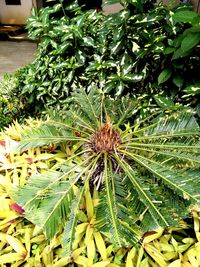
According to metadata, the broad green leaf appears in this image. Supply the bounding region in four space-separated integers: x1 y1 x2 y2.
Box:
31 7 37 16
86 62 99 72
104 80 115 93
172 47 192 60
67 70 73 83
75 50 86 64
185 25 200 34
42 9 50 25
103 60 116 68
181 33 200 52
108 74 120 81
50 40 58 49
172 74 184 87
173 10 198 23
172 35 184 48
122 63 133 75
163 47 175 55
158 68 172 85
113 26 124 42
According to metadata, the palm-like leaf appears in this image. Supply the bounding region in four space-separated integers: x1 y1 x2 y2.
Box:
11 170 78 239
62 186 85 255
11 88 200 251
96 160 141 246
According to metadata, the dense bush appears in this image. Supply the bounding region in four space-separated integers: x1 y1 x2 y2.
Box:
0 0 199 125
0 71 27 130
6 0 197 117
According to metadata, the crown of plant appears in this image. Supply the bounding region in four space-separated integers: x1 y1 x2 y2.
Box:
89 117 121 154
11 88 200 255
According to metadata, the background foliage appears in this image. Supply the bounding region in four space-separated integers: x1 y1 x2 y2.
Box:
0 0 199 126
0 70 29 130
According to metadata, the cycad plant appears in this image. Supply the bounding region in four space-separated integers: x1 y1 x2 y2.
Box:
11 88 200 253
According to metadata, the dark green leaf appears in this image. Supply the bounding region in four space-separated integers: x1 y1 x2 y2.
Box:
181 33 200 52
172 47 192 60
172 75 184 88
185 25 200 34
163 47 175 55
173 10 198 23
158 68 172 85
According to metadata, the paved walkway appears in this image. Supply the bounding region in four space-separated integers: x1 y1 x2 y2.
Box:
0 41 37 79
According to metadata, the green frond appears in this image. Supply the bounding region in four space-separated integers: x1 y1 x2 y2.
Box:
104 96 136 126
62 186 85 256
96 156 141 246
123 172 191 232
133 112 200 138
10 154 97 237
113 176 141 242
115 155 171 228
11 170 66 207
62 156 102 255
45 118 91 137
123 145 200 165
123 141 200 151
122 151 199 202
72 88 102 128
36 180 75 239
14 123 88 152
103 155 122 246
11 170 76 238
68 108 96 132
